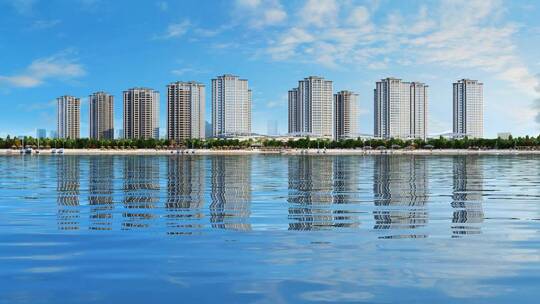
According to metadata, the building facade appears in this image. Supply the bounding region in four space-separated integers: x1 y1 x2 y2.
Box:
453 79 483 138
211 74 251 137
57 95 81 139
89 92 114 140
334 90 359 140
288 88 301 134
374 77 428 139
288 76 333 138
123 88 160 139
167 81 205 140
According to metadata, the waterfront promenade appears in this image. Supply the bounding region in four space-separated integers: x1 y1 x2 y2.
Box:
1 148 539 156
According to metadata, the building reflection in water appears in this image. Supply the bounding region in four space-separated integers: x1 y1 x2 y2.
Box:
88 156 115 231
210 156 252 231
287 156 360 230
451 156 484 236
57 156 81 230
166 155 205 235
122 156 160 230
372 155 429 238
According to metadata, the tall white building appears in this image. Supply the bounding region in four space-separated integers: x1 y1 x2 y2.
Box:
288 76 333 138
123 88 159 139
167 81 205 140
57 95 80 139
374 77 428 139
453 79 483 138
334 90 359 140
211 74 251 137
89 92 114 140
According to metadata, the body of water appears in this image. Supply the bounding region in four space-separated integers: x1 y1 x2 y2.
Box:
0 155 539 303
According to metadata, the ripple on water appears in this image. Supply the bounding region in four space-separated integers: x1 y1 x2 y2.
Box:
0 154 538 303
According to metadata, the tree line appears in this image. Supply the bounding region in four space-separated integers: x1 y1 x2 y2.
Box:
0 135 539 150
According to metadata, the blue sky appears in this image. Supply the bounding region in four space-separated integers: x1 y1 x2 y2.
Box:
0 0 539 138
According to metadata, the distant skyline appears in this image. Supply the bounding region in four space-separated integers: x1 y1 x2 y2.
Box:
0 0 539 138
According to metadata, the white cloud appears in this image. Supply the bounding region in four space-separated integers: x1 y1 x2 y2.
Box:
171 68 195 76
30 19 61 30
267 27 314 60
234 0 287 29
156 20 191 39
299 0 338 28
262 0 538 95
236 0 261 9
0 51 86 88
347 6 370 27
0 75 42 87
194 28 222 37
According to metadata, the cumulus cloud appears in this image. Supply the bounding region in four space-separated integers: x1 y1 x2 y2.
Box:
346 6 370 27
299 0 339 28
233 0 287 29
0 51 85 88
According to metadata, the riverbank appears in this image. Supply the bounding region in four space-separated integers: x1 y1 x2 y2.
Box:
1 148 540 155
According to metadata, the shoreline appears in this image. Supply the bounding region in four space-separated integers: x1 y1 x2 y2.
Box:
1 148 539 156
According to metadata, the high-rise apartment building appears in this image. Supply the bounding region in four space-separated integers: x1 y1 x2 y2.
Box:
123 88 159 139
288 76 333 137
374 77 428 139
288 88 301 134
57 95 80 139
453 79 483 138
211 74 251 137
167 81 205 140
334 90 359 140
89 92 114 140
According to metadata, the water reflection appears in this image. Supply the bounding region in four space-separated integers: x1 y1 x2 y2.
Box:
166 156 205 235
332 157 361 204
50 155 491 235
4 154 540 303
452 156 484 236
210 156 252 231
88 157 115 231
122 156 160 230
287 156 360 230
56 156 80 230
372 155 429 238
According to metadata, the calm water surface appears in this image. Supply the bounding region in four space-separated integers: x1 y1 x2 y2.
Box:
0 155 539 303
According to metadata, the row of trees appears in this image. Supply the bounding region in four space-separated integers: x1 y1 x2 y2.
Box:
0 135 539 150
0 136 254 150
269 135 540 150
